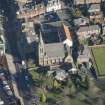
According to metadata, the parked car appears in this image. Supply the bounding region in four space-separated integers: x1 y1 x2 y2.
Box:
2 80 8 85
2 80 13 96
0 98 4 105
3 85 10 90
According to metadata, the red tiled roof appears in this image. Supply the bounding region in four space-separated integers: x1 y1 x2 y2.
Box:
63 24 72 40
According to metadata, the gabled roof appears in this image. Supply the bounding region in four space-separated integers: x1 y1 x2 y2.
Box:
74 0 101 5
22 22 36 43
41 21 65 43
88 4 100 12
102 23 105 29
63 24 71 40
77 25 100 33
44 43 65 58
74 17 89 26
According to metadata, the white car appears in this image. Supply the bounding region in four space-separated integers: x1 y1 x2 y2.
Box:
2 80 8 85
4 85 13 96
3 85 10 90
0 100 4 105
0 73 5 76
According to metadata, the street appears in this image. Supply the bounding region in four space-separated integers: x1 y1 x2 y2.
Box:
0 0 36 105
0 0 25 105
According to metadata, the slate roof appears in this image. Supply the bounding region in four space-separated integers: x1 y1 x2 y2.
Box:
30 9 71 23
88 4 100 12
78 25 100 33
44 43 65 58
56 9 71 21
22 22 36 43
74 17 89 26
74 0 101 5
41 21 65 43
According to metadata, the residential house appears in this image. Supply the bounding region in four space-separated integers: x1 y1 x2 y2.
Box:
32 9 71 23
74 0 84 5
16 0 65 19
74 17 89 26
74 0 101 5
15 0 27 3
56 9 71 21
86 0 101 4
76 25 101 40
46 0 62 12
20 22 38 55
88 4 103 20
0 11 6 54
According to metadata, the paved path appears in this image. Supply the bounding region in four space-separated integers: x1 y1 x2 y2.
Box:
6 54 24 105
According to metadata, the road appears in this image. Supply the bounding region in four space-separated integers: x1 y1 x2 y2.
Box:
1 1 35 105
0 0 25 105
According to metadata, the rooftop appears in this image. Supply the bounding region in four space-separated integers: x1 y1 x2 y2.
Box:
0 11 5 45
41 21 65 43
88 4 100 12
56 9 71 21
74 17 89 26
78 25 100 32
63 24 72 40
35 9 71 23
22 22 37 43
44 43 65 58
74 0 101 5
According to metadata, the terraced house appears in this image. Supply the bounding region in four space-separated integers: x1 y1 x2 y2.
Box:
88 4 103 20
76 25 101 40
16 0 65 19
0 10 6 54
21 21 37 55
74 0 101 5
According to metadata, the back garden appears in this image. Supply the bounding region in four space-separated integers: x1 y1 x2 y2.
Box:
28 69 105 105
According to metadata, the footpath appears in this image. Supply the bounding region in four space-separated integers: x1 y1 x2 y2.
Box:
6 53 24 105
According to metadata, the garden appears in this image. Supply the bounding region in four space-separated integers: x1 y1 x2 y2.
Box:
91 47 105 77
28 68 105 105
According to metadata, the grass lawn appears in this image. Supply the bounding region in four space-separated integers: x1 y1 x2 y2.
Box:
91 47 105 76
70 100 89 105
29 70 100 105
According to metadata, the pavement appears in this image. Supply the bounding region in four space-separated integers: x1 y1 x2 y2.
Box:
0 0 25 105
6 53 24 105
